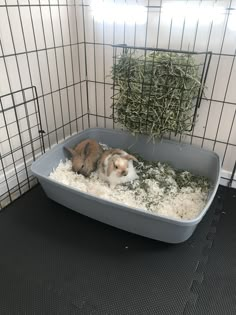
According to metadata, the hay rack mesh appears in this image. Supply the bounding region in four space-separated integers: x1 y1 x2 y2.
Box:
111 45 212 138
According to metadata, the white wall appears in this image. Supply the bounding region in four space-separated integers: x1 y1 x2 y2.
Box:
0 0 86 206
1 0 236 207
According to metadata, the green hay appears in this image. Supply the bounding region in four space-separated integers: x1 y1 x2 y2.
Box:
111 49 204 138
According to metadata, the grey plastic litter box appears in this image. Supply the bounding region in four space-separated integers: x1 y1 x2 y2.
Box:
31 128 221 243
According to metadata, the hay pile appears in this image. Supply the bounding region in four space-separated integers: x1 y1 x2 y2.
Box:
112 49 203 138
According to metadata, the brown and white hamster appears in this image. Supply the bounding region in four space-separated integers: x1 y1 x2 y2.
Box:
98 149 138 187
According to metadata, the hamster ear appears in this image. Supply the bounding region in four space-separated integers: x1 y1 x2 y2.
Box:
64 146 77 156
84 142 90 157
110 149 124 156
124 154 138 162
107 158 115 176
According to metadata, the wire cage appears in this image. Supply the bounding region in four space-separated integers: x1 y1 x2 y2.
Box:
111 45 212 137
0 87 45 208
0 0 236 209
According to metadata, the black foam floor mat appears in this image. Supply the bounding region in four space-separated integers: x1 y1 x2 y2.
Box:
192 188 236 315
0 185 235 315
